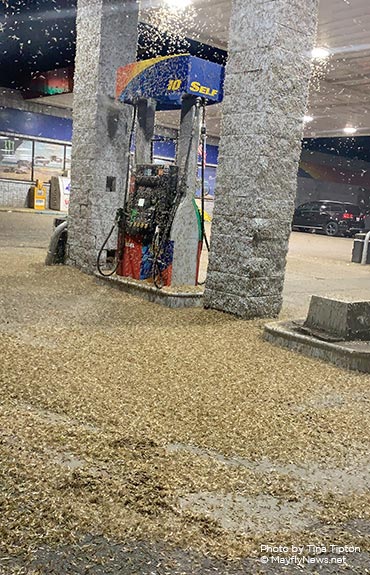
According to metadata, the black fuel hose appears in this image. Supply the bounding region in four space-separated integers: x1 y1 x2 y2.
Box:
200 100 210 253
197 99 209 286
96 103 137 277
96 220 120 277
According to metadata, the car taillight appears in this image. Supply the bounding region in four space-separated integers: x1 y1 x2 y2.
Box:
343 213 354 219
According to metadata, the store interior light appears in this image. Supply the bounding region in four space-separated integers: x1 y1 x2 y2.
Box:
311 47 330 59
163 0 191 9
343 126 357 135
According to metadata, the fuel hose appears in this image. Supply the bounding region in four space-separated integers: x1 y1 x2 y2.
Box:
96 103 137 276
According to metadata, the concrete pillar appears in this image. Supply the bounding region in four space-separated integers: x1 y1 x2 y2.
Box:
67 0 139 273
135 98 156 165
171 96 201 286
204 0 319 318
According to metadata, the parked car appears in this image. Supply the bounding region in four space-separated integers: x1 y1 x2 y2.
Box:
292 200 365 237
34 156 50 166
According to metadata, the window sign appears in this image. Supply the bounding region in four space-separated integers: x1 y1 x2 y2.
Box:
0 136 32 180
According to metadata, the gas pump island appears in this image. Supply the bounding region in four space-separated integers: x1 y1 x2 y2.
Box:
97 54 224 293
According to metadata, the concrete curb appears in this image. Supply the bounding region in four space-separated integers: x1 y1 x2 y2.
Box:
0 207 64 216
264 320 370 373
95 273 204 309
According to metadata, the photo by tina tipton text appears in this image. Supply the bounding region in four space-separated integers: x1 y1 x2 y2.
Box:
259 544 361 566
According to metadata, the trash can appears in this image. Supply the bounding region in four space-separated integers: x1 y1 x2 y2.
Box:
352 233 370 264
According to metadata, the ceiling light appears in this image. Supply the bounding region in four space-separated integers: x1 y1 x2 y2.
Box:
343 126 357 135
163 0 191 10
311 47 330 59
304 115 314 123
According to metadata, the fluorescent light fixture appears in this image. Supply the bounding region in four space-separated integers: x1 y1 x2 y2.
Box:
343 126 357 135
311 47 330 59
163 0 191 9
304 115 314 123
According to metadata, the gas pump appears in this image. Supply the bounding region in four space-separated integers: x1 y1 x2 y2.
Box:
117 163 179 287
97 54 224 288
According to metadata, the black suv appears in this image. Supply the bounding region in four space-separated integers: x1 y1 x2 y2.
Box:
292 200 365 237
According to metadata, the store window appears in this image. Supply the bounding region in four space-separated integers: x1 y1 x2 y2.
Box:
0 136 33 181
33 141 65 182
152 137 176 165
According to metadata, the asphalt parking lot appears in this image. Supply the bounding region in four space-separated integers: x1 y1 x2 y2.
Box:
283 231 370 318
0 209 57 249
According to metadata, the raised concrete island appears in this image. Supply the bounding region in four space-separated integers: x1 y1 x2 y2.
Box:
264 295 370 373
303 295 370 341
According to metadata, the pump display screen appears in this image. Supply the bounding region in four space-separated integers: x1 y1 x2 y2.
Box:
143 167 155 177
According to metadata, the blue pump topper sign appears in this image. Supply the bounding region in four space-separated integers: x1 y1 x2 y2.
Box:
116 54 224 111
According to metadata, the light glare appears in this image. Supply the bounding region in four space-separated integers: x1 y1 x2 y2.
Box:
311 47 330 59
163 0 191 10
343 127 357 135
